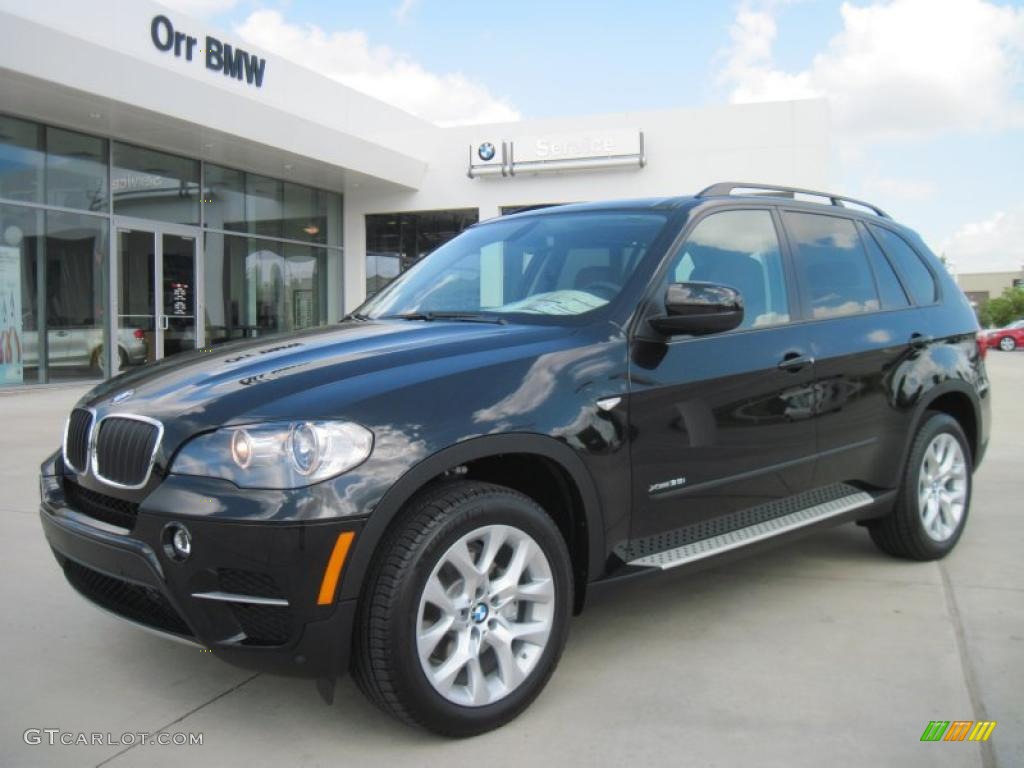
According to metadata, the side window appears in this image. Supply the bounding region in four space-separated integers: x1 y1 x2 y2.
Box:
860 224 910 310
666 209 789 329
869 225 938 305
784 212 880 319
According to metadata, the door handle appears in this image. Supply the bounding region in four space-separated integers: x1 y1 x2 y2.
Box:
778 352 814 372
160 315 169 330
910 332 933 349
55 330 69 337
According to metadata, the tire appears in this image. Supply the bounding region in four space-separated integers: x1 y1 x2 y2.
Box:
352 480 573 737
869 412 972 560
92 345 128 374
999 335 1016 351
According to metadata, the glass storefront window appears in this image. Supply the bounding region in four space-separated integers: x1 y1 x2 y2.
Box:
2 114 343 387
365 209 478 297
204 164 245 232
205 164 337 245
283 182 327 244
245 173 283 239
112 142 199 224
46 127 108 212
0 115 44 204
0 202 108 386
44 211 109 379
0 204 41 384
204 233 327 346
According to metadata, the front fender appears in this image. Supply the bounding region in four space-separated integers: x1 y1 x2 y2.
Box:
336 433 606 604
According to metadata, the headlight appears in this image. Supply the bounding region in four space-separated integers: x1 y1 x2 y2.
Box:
171 421 373 489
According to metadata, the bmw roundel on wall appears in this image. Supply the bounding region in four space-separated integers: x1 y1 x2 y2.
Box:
477 142 496 162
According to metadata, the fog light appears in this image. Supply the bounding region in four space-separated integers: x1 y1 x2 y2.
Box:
163 522 192 562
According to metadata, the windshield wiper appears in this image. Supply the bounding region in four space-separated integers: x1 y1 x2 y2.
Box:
384 311 507 325
341 312 369 322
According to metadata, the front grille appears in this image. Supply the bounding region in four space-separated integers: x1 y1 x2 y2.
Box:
95 417 160 487
64 409 93 472
63 559 192 637
64 480 139 530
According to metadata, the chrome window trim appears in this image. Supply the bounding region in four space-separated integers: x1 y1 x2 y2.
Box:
62 407 96 475
90 413 164 490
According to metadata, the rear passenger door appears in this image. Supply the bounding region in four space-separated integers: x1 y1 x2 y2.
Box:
780 210 920 490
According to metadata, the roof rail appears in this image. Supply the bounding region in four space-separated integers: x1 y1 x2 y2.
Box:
697 182 890 219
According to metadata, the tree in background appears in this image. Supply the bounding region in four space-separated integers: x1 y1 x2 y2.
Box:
978 287 1024 328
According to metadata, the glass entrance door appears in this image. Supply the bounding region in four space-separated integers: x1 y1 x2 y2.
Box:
117 226 198 370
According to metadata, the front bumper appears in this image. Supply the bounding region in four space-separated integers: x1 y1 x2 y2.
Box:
39 459 364 679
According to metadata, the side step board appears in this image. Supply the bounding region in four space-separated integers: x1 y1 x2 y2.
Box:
627 489 874 570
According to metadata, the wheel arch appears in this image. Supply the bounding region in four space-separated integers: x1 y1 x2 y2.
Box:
338 434 606 613
903 382 981 467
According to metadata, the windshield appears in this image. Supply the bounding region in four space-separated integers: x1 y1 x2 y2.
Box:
359 211 668 320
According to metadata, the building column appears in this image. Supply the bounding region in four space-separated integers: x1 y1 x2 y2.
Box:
341 205 367 315
478 204 501 222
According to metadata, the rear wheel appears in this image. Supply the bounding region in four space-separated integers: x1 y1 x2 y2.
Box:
91 345 128 375
352 480 572 736
868 413 971 560
999 335 1016 351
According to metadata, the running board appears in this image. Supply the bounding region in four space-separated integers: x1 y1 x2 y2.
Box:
627 489 874 570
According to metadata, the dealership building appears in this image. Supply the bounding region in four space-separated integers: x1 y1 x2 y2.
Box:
0 0 829 389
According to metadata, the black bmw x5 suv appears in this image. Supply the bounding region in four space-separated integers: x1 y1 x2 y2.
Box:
40 183 989 736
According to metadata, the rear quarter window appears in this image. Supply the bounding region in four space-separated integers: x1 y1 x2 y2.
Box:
783 211 881 319
868 225 939 306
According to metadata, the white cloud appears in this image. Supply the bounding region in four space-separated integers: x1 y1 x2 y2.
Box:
942 208 1024 273
393 0 419 24
156 0 239 18
235 10 520 126
937 207 1024 274
720 0 1024 139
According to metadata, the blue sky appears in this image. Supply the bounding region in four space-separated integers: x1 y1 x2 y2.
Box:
168 0 1024 273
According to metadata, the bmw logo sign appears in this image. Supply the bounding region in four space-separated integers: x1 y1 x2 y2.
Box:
477 142 496 162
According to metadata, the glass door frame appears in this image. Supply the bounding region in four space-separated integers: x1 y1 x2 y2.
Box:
109 216 204 375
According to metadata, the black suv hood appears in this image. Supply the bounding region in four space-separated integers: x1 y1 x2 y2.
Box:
81 319 567 446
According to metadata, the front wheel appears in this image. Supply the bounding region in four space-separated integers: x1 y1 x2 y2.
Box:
868 412 972 560
999 335 1016 351
352 480 572 736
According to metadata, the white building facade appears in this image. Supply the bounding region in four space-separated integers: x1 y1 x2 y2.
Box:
0 0 830 388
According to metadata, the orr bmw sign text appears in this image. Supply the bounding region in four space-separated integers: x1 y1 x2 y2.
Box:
150 15 267 88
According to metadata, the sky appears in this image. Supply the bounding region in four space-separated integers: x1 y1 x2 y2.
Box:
160 0 1024 274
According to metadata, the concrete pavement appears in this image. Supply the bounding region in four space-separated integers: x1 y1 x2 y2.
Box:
1 355 1021 767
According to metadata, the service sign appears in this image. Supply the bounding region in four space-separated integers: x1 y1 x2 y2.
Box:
514 130 641 164
468 130 644 177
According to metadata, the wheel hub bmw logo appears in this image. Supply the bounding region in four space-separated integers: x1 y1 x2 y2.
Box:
477 142 496 162
471 602 489 623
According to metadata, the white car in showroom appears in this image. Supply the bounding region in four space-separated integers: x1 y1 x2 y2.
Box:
19 317 147 373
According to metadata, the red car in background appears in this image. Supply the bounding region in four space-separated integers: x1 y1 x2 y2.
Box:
983 319 1024 351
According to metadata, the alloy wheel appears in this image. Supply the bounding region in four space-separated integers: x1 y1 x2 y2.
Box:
415 524 555 707
917 433 968 542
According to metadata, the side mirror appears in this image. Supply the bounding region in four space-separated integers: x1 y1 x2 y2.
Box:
649 282 744 336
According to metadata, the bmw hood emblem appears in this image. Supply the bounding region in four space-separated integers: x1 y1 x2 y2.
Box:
111 389 134 404
477 142 496 162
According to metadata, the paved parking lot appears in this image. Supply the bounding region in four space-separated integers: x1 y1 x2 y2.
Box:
1 353 1021 768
